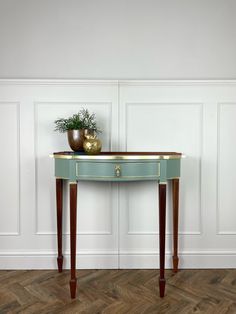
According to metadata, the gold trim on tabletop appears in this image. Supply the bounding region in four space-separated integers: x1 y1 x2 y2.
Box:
53 154 182 160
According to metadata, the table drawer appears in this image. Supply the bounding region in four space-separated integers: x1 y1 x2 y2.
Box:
75 161 160 181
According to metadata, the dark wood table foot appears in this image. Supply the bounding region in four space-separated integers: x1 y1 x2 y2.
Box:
159 183 167 298
56 178 64 273
57 256 63 273
70 182 78 299
172 178 179 273
159 278 166 298
70 278 77 299
172 256 179 273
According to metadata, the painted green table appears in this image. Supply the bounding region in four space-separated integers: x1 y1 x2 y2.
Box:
53 152 182 299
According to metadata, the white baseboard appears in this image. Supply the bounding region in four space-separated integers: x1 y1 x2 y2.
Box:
120 251 236 269
1 251 236 269
0 251 118 269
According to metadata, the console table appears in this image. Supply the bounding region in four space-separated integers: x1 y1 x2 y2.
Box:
53 152 182 299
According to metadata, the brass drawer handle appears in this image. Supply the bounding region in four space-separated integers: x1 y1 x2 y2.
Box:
115 165 121 177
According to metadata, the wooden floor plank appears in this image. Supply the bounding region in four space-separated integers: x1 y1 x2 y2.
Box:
1 269 236 313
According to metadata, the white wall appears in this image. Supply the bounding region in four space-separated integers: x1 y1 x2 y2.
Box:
0 0 236 79
1 79 236 269
1 1 236 269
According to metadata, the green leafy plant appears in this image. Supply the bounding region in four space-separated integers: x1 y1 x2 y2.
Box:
54 108 101 134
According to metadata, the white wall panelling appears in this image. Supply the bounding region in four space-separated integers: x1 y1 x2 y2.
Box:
0 102 20 235
1 80 236 269
35 101 113 236
217 103 236 235
0 81 119 269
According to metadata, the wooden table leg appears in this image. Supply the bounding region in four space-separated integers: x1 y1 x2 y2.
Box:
159 183 167 298
69 182 78 299
56 178 63 272
172 178 179 273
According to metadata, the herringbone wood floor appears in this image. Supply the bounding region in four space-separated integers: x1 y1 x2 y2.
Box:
1 269 236 313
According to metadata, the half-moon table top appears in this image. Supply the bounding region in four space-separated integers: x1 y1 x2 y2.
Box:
53 151 182 160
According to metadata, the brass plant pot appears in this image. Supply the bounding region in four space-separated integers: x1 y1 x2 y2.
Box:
83 129 102 155
67 129 85 152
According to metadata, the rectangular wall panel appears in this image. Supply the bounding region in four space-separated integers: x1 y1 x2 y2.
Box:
35 102 113 235
218 103 236 234
123 103 202 237
0 103 20 235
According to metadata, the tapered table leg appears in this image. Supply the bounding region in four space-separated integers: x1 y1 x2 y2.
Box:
69 182 77 299
172 178 180 273
56 178 63 272
159 183 167 298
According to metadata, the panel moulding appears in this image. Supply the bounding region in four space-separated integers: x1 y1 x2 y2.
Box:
124 102 203 236
216 102 236 235
34 101 114 236
0 102 20 236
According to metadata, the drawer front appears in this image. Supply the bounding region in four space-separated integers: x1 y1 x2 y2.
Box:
75 161 160 181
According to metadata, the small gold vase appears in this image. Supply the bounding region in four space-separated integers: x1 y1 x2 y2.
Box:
83 129 102 155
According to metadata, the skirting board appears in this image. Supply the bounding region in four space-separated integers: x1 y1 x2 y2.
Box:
1 251 236 269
